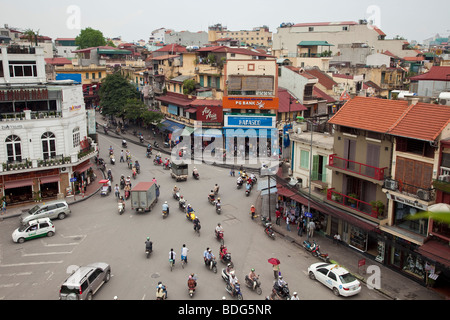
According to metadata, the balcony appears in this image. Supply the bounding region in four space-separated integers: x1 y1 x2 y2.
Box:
328 154 387 181
327 188 380 219
384 178 435 202
1 111 62 121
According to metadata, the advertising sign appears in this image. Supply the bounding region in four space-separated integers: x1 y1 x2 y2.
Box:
223 96 279 110
196 106 223 123
224 115 276 128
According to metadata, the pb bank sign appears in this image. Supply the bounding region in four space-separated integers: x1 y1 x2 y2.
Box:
224 115 275 129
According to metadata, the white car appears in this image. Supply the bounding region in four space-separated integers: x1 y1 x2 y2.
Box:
307 263 361 297
12 218 55 243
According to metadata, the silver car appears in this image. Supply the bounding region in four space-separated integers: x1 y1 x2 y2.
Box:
20 200 71 224
59 263 111 300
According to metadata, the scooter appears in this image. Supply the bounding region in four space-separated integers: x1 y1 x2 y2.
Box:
110 156 115 165
154 141 159 148
179 201 186 212
208 196 215 205
118 202 124 215
205 257 217 273
163 162 171 170
237 180 243 189
193 172 200 180
220 252 233 267
139 136 144 143
124 190 130 200
173 192 180 201
264 222 276 240
225 282 243 300
302 240 317 254
273 282 290 300
215 231 224 245
162 209 169 219
120 179 125 190
122 141 127 148
245 275 262 295
186 211 196 222
132 171 137 179
188 285 196 298
154 157 162 166
311 243 330 262
245 184 251 196
145 245 152 259
215 203 222 214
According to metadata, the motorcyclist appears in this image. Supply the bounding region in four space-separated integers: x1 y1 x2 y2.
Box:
208 190 215 202
122 139 127 147
213 184 220 195
229 272 239 295
132 165 137 177
205 249 214 267
187 275 197 292
193 167 199 178
134 160 140 173
215 223 224 238
250 205 256 219
145 237 153 252
119 196 125 210
162 201 169 215
193 216 201 232
173 185 180 196
237 176 243 186
109 145 114 155
276 276 287 289
156 282 167 300
120 175 125 189
179 195 186 208
248 268 259 289
186 204 194 214
215 198 221 210
219 244 229 260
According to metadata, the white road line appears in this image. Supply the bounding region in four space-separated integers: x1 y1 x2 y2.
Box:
0 261 64 267
0 272 32 277
0 283 19 288
22 251 72 257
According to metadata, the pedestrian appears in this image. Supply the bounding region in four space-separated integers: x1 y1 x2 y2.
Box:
333 233 341 245
114 184 120 198
297 217 304 236
273 264 280 279
286 215 291 232
291 292 300 300
1 199 6 215
230 167 235 177
308 220 316 238
275 209 281 226
120 150 124 163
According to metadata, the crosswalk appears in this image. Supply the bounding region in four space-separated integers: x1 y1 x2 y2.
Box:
0 233 86 299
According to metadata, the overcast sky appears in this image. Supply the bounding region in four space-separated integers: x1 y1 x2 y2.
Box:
1 0 449 43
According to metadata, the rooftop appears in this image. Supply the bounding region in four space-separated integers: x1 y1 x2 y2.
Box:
409 66 450 82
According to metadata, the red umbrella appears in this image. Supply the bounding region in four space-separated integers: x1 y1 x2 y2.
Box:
268 258 280 265
98 179 109 184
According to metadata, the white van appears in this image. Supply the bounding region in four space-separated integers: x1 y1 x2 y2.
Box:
20 200 71 225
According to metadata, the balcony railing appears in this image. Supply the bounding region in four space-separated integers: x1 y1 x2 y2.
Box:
384 178 436 202
327 188 379 218
328 154 387 180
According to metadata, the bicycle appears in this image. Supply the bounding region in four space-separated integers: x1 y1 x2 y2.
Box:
181 256 187 269
169 259 174 271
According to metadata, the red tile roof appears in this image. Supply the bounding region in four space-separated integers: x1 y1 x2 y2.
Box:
284 66 317 80
329 96 450 141
190 99 222 107
387 103 450 141
278 88 307 112
155 44 187 53
328 97 411 133
155 92 194 107
409 66 450 81
44 57 72 65
313 87 336 103
305 69 337 90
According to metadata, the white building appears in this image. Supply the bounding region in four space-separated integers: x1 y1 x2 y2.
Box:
0 44 97 205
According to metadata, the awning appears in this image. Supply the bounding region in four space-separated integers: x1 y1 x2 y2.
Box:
185 108 197 113
4 179 34 189
418 239 450 268
161 119 185 132
276 184 296 198
40 176 61 184
74 160 93 173
193 128 223 138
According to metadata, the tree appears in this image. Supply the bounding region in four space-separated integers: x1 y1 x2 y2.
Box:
23 28 40 46
183 79 196 95
123 98 164 127
98 72 139 117
75 27 106 49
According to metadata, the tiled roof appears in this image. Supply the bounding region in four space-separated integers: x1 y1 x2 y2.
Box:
190 99 222 107
155 43 187 53
328 96 450 141
387 103 450 141
284 66 317 80
44 57 72 65
409 66 450 81
305 69 337 90
313 87 336 103
328 97 411 133
278 88 307 112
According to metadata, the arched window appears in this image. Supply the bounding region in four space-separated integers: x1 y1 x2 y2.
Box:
6 135 22 163
41 132 56 160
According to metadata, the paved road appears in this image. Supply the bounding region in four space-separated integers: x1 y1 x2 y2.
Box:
0 133 389 300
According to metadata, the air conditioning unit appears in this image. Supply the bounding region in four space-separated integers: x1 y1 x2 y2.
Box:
417 189 430 201
384 179 398 191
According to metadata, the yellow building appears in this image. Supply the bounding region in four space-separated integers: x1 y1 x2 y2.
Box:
208 24 272 48
54 64 107 85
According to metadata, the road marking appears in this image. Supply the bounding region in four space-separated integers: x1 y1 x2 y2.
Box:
0 272 32 277
0 283 19 288
0 261 64 267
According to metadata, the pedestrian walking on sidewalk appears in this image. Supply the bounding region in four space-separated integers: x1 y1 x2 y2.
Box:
275 209 281 225
286 216 291 232
297 217 304 236
308 220 316 238
1 199 6 215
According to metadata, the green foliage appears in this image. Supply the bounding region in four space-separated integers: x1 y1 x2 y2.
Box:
183 79 196 95
106 39 116 47
124 98 164 126
98 72 139 117
75 27 106 49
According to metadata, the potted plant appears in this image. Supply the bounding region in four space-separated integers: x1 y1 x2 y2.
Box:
347 193 358 207
370 200 385 216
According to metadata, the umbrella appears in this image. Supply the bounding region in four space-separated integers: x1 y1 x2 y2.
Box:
268 258 280 265
98 179 109 184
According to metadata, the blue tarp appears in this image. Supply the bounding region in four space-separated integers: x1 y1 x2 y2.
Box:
161 119 185 132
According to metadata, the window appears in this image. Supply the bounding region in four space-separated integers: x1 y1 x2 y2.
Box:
6 135 22 163
8 61 37 77
309 27 314 32
328 271 337 281
98 72 102 79
92 73 95 80
41 132 56 160
0 61 4 77
300 150 309 169
85 73 89 79
73 127 80 148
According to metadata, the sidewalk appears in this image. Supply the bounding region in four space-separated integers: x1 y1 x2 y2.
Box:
263 215 445 300
0 165 105 220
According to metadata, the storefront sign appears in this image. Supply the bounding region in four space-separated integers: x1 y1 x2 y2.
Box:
223 97 279 110
224 115 275 129
196 106 223 123
388 194 428 211
69 105 82 111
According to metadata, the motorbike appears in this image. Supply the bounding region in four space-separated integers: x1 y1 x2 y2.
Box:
154 157 162 166
107 171 113 182
132 171 137 179
205 257 217 273
220 251 233 267
162 209 169 219
208 196 215 205
124 190 130 200
179 201 186 212
237 180 243 189
245 184 251 197
122 141 127 148
302 240 317 254
173 191 180 201
120 179 125 190
154 141 159 148
188 284 196 298
215 203 221 214
146 151 152 158
110 156 115 165
225 282 243 300
186 210 195 222
193 172 199 180
163 162 171 170
311 243 330 263
264 222 276 240
245 275 262 295
215 230 224 245
118 202 124 215
140 136 144 144
145 244 153 259
273 282 290 300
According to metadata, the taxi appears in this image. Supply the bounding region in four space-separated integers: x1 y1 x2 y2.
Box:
12 218 55 243
307 263 361 297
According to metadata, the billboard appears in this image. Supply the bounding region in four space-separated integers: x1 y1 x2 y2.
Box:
223 96 279 110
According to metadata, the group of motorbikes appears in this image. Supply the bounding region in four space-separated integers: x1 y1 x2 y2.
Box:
236 171 257 197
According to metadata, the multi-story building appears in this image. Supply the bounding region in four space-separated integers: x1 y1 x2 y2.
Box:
208 24 272 48
164 30 209 48
0 44 97 204
54 38 78 60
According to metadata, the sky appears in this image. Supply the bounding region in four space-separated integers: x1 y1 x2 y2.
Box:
1 0 449 43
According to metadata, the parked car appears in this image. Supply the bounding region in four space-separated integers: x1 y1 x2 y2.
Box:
307 263 361 297
59 262 111 300
20 200 71 225
12 218 55 243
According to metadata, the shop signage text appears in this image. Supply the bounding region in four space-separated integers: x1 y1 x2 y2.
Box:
223 97 279 110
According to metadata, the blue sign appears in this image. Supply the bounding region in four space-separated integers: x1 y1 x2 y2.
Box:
226 115 274 128
305 212 313 218
70 177 77 182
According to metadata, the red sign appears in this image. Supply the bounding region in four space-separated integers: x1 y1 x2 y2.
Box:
195 106 223 123
340 90 351 101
